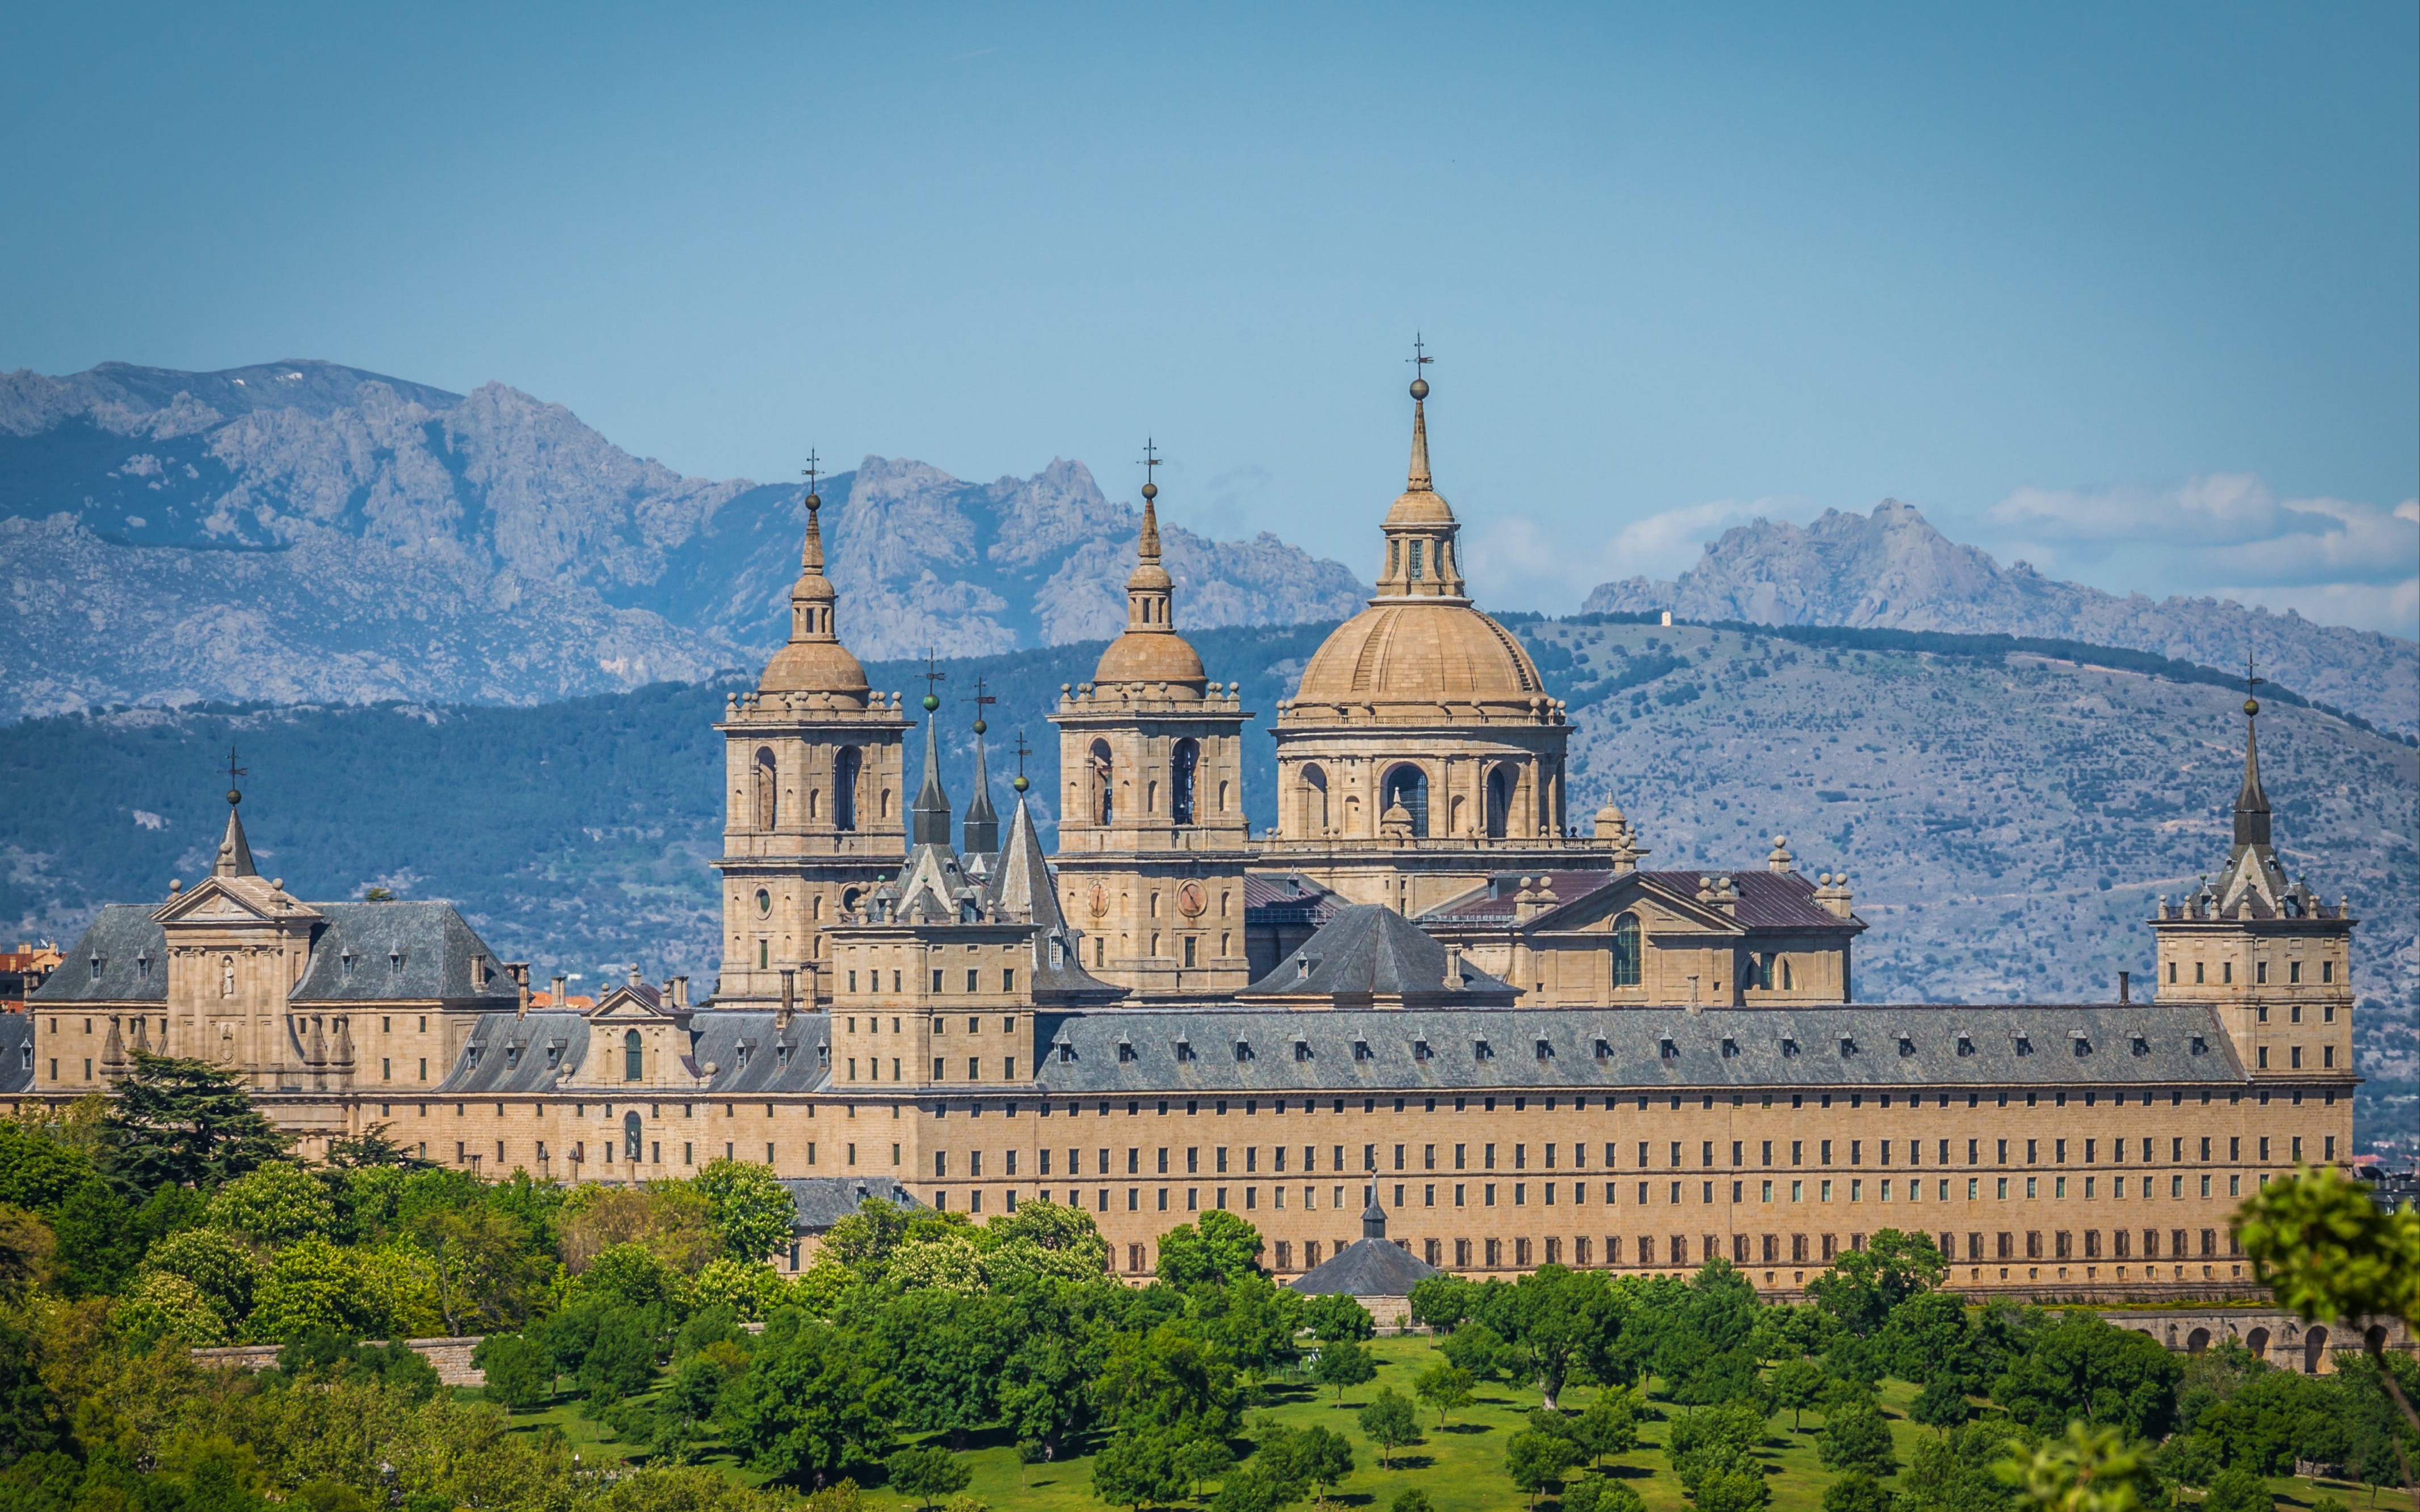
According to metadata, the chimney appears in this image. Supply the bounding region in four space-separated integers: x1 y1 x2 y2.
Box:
778 969 796 1030
628 964 642 989
2118 971 2131 1004
672 975 689 1010
552 975 567 1012
512 963 531 1017
1443 944 1464 991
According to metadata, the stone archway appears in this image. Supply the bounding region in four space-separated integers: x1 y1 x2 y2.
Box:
2186 1328 2211 1354
2246 1327 2269 1361
2304 1326 2329 1374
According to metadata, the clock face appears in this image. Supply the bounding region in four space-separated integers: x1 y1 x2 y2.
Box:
1088 882 1110 919
1177 881 1207 919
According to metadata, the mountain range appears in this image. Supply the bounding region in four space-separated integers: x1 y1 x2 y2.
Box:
0 360 1366 723
1586 499 2420 737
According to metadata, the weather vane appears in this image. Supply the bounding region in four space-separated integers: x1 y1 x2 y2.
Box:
1409 333 1432 374
1011 731 1032 793
225 743 248 805
1139 438 1162 495
964 673 997 734
920 649 947 711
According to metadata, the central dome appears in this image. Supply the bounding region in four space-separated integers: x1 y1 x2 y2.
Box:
1296 601 1543 706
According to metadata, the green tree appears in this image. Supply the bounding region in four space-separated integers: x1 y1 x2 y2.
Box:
1569 1388 1642 1465
1910 1378 1975 1434
142 1226 262 1330
1825 1472 1896 1512
1565 1480 1648 1512
1358 1387 1420 1468
1669 1402 1771 1509
1092 1429 1185 1510
48 1178 140 1297
1155 1211 1265 1287
0 1123 95 1211
1992 1312 2182 1442
1408 1273 1475 1330
885 1446 971 1510
1772 1359 1828 1430
1438 1321 1507 1381
725 1315 897 1484
694 1159 797 1264
693 1256 791 1321
1176 1435 1236 1500
1312 1339 1376 1404
1303 1292 1375 1342
1995 1422 2146 1512
1819 1404 1899 1479
207 1161 338 1244
1506 1265 1600 1409
1096 1324 1243 1438
577 1241 691 1316
1293 1425 1353 1497
1414 1360 1475 1427
113 1271 229 1346
2200 1469 2270 1512
2337 1351 2420 1503
1506 1432 1578 1511
473 1333 552 1412
102 1055 291 1190
252 1235 386 1341
324 1123 433 1170
1391 1492 1438 1512
1808 1230 1948 1336
2236 1164 2420 1437
579 1309 662 1404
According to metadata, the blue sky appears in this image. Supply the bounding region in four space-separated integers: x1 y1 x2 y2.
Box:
3 3 2414 635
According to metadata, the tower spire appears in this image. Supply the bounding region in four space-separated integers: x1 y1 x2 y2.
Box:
1138 439 1163 563
215 744 255 878
1406 334 1434 492
911 653 953 848
962 675 1000 855
2235 655 2271 848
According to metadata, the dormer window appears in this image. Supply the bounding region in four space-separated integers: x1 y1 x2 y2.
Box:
2070 1033 2091 1058
2012 1034 2034 1056
1049 936 1066 969
1474 1038 1494 1061
1058 1041 1076 1064
1838 1036 1857 1058
1658 1037 1677 1061
1594 1037 1612 1060
1117 1038 1137 1064
1294 1039 1313 1063
1175 1038 1196 1063
546 1043 563 1068
1413 1039 1433 1062
504 1045 521 1068
136 954 150 980
2130 1035 2149 1057
465 1045 482 1068
1234 1040 1253 1063
1721 1037 1739 1059
1353 1039 1373 1062
90 955 101 982
777 1044 793 1068
1534 1038 1553 1061
1895 1035 1914 1057
1780 1037 1799 1058
2190 1035 2208 1055
1955 1034 1974 1057
340 951 354 979
734 1043 752 1069
389 950 402 969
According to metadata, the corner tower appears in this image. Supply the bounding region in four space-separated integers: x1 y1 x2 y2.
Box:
1264 361 1609 913
712 468 912 1009
1049 449 1254 999
2151 683 2356 1150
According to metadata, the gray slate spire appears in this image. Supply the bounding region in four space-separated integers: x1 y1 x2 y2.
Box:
911 704 952 848
2234 699 2272 849
963 728 1000 856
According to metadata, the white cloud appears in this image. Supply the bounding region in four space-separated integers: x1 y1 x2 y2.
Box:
1974 474 2418 639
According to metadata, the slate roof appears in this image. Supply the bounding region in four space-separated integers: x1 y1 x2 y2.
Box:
442 1012 591 1093
0 1013 33 1093
780 1176 924 1231
1424 869 1860 933
1290 1237 1438 1297
31 907 170 1003
983 798 1126 1003
1030 1002 2243 1096
436 1009 836 1096
1240 904 1519 1005
1244 872 1350 929
289 904 520 1004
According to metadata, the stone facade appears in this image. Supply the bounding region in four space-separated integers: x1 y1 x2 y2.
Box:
12 370 2364 1303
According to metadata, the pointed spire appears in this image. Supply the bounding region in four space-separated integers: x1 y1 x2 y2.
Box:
963 692 1000 855
911 658 953 848
984 791 1067 930
1407 385 1433 493
215 747 255 878
2234 690 2272 848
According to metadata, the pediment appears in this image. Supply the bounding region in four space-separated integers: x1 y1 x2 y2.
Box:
588 986 676 1021
152 876 318 927
1526 874 1743 936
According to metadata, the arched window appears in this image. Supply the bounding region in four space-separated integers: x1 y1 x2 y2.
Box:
623 1110 642 1162
1382 765 1430 838
624 1029 643 1081
1613 913 1642 988
1300 765 1329 834
1781 958 1794 991
1485 765 1513 839
753 748 778 829
834 747 861 832
1171 740 1198 825
1090 740 1114 825
1754 953 1775 991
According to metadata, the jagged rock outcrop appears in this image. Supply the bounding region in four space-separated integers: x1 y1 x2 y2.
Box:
1586 499 2419 736
0 360 1369 719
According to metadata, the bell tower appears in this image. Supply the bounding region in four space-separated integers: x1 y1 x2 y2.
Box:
712 460 911 1008
2150 674 2356 1145
1049 447 1254 999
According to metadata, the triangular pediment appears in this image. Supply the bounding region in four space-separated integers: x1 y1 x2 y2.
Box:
152 875 319 927
588 985 676 1020
1523 872 1745 936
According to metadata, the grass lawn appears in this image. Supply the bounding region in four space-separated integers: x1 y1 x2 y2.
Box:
482 1337 2387 1512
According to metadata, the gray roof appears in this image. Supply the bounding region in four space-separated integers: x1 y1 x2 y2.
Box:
436 1008 835 1096
290 903 520 1004
984 797 1126 1003
1032 1002 2244 1095
0 1013 32 1093
1240 904 1519 1005
1426 868 1866 934
30 906 169 1003
1291 1237 1438 1297
442 1012 592 1093
780 1176 923 1231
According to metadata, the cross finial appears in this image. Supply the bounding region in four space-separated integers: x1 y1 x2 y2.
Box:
2245 650 2263 696
920 650 947 705
1011 730 1032 793
963 673 997 734
225 743 248 805
1139 438 1161 491
1409 333 1431 373
799 449 823 513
